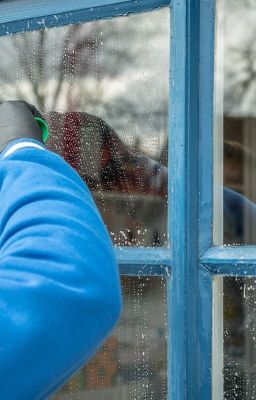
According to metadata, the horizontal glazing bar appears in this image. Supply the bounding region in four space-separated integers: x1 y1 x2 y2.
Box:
0 0 170 36
119 264 171 276
200 246 256 275
115 247 171 276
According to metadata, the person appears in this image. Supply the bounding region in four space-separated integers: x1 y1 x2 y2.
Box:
0 101 122 399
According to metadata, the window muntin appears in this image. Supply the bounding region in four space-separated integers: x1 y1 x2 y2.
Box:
0 8 170 247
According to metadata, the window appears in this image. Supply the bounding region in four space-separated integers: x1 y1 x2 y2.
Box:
213 1 256 398
0 8 169 247
0 0 254 398
0 6 169 398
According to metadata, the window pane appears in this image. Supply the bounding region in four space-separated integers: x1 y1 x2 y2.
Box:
0 8 170 247
50 276 167 400
215 0 256 245
223 277 256 399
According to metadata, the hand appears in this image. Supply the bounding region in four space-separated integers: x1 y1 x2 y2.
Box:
0 100 44 152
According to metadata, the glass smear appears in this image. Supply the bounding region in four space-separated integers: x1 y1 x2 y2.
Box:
50 276 167 400
224 277 256 399
215 0 256 245
0 8 170 247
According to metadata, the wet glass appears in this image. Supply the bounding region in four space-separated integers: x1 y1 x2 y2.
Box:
223 277 256 400
215 0 256 245
0 8 170 247
50 276 167 400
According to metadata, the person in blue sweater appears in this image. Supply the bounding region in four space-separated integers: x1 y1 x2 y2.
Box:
0 101 122 399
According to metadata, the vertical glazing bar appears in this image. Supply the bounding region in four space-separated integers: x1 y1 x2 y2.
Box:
199 1 216 398
199 0 215 253
168 2 186 397
212 0 223 246
169 1 200 399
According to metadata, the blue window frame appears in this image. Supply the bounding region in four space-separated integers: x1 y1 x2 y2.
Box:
0 0 254 398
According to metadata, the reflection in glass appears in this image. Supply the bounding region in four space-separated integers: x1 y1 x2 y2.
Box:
50 277 167 400
0 8 170 247
223 277 256 400
215 0 256 245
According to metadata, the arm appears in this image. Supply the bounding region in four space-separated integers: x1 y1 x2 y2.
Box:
0 102 122 399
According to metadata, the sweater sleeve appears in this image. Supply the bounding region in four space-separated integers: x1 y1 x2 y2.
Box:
0 140 122 399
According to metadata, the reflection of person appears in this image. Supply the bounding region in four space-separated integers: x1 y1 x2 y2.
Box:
52 111 256 246
0 101 121 399
224 140 256 244
224 186 256 244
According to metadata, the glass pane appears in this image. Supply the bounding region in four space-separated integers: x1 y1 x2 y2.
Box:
0 8 170 247
50 276 167 400
224 277 256 399
215 0 256 245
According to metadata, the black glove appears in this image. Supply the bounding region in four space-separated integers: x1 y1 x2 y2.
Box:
0 101 44 152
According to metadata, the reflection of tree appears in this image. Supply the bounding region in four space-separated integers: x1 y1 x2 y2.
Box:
0 19 139 111
243 0 256 7
225 36 256 113
0 10 169 157
224 3 256 114
0 25 117 110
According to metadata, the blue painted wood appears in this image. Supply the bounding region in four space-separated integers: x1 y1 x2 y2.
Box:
201 245 256 263
202 263 256 276
201 246 256 275
116 247 172 265
198 269 212 399
0 0 170 36
199 0 215 254
0 0 133 21
197 1 216 398
116 247 172 276
119 263 171 276
169 0 187 396
169 0 200 398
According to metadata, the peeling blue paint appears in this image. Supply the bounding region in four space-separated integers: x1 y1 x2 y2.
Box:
0 0 170 36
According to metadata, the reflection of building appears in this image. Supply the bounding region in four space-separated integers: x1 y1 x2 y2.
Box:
47 113 168 399
223 116 256 399
51 277 167 400
62 112 256 246
85 336 119 389
224 116 256 244
47 111 168 247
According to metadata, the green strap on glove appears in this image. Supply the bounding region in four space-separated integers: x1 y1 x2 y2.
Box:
35 117 49 144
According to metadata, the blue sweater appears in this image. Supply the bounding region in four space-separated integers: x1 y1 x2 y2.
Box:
0 140 122 399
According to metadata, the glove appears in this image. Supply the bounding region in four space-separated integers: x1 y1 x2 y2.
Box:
0 100 44 152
